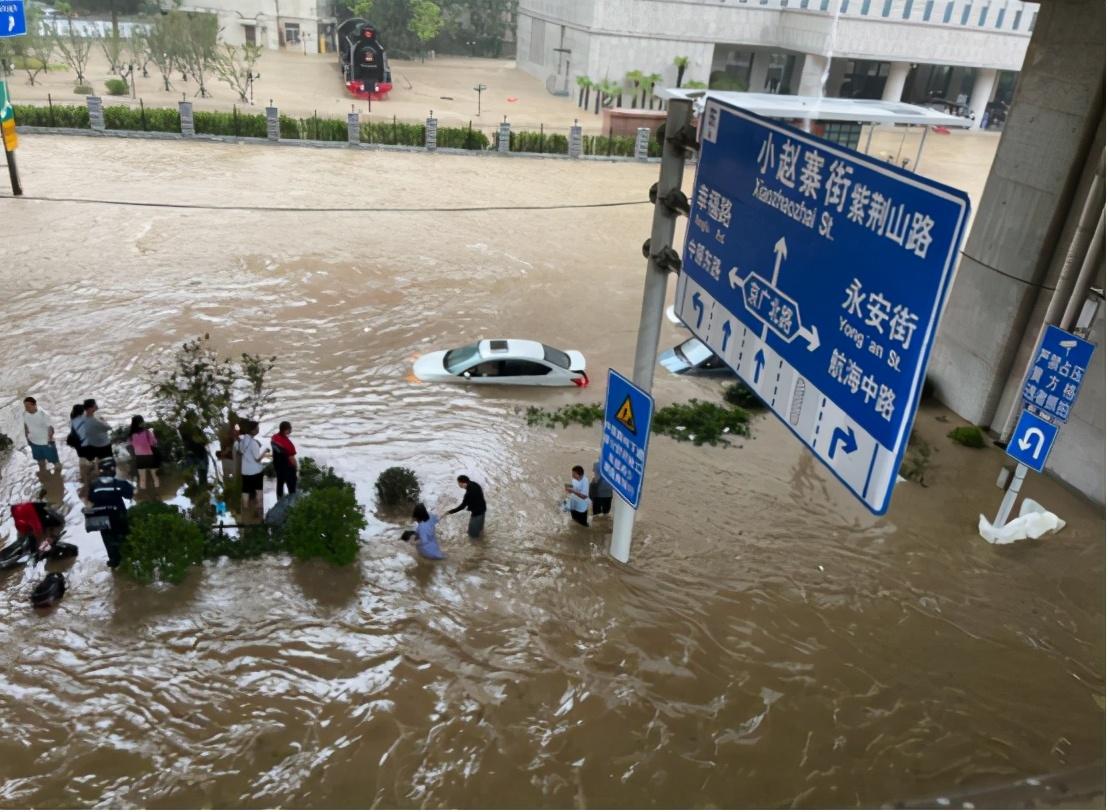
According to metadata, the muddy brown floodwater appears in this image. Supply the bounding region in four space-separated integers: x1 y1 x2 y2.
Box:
0 136 1103 809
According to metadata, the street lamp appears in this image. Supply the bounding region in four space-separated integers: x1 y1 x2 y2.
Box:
473 83 487 116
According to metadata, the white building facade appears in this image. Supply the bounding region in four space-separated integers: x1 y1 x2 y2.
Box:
517 0 1038 125
175 0 339 55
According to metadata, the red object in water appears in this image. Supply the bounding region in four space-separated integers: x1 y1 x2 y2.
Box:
346 80 393 101
11 503 43 540
506 96 519 103
573 372 590 387
932 126 951 135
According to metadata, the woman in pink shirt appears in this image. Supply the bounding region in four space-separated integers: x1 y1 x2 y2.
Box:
129 415 160 490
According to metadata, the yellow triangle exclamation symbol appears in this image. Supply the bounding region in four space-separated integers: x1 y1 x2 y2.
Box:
615 396 637 433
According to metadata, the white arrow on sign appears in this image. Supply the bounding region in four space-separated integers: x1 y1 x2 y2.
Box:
771 237 787 285
7 16 14 32
1017 426 1046 458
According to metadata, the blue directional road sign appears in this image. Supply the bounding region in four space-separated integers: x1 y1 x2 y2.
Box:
1006 409 1059 473
599 368 654 509
676 99 970 514
0 1 26 38
1020 324 1094 423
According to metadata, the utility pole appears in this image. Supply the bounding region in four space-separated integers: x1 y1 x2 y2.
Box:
608 96 694 563
474 83 487 117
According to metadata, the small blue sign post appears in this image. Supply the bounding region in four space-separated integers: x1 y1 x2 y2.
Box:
676 98 971 514
600 368 654 510
1005 409 1059 473
1020 324 1094 423
0 1 27 38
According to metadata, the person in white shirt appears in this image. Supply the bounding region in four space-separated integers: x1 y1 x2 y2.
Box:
566 465 590 527
22 397 60 475
237 420 271 522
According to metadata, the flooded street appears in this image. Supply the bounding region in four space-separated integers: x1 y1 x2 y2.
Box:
0 136 1103 808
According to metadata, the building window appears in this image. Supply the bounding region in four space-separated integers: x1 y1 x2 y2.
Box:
903 0 913 17
995 7 1005 26
923 0 933 19
861 0 871 14
840 0 850 10
977 4 988 25
820 0 830 8
1029 10 1036 30
800 0 809 7
961 3 971 24
1011 9 1021 28
943 1 954 22
881 0 892 16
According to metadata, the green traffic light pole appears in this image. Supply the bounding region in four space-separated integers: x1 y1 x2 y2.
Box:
0 79 21 196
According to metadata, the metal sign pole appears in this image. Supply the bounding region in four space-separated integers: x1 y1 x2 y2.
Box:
609 97 692 564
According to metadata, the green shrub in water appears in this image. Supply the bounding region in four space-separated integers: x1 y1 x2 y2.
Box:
722 381 765 410
374 465 420 509
0 432 12 453
204 524 285 560
14 103 90 128
300 456 354 492
284 486 367 566
121 503 205 584
653 400 750 446
525 403 605 429
104 78 128 96
110 420 187 465
74 84 93 95
947 425 986 448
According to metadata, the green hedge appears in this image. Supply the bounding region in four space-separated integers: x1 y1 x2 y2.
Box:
12 102 659 157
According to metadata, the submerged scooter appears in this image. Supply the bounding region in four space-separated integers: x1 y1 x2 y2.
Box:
2 502 78 571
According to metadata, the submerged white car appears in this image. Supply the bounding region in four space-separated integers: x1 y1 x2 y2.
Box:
413 339 589 387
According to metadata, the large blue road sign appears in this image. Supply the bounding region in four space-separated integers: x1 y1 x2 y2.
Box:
600 368 654 509
677 99 970 514
1006 409 1058 473
0 1 26 37
1020 325 1094 423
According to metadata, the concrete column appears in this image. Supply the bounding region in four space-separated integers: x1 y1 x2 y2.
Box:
748 50 772 93
968 67 998 127
882 60 911 103
796 53 830 97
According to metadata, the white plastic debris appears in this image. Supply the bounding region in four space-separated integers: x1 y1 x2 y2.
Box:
978 498 1067 544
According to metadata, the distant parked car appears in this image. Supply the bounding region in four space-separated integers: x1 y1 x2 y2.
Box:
413 339 588 387
659 336 731 375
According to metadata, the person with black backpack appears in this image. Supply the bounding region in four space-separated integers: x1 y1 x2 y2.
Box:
87 458 134 568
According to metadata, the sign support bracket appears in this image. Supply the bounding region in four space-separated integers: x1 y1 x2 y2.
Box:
608 97 693 564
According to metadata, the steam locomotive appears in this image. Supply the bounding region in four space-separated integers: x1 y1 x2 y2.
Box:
338 18 393 100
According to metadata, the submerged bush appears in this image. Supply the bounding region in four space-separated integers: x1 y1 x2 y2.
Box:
284 486 367 566
204 524 285 560
104 78 128 96
722 381 765 410
525 403 604 429
0 432 12 453
121 503 205 584
299 457 354 492
947 425 986 448
653 400 750 446
375 466 420 508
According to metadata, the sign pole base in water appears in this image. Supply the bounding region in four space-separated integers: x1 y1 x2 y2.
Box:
608 97 693 564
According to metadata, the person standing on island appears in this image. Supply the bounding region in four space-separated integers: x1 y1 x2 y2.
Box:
79 399 113 484
270 421 298 499
129 415 160 491
22 397 61 475
88 457 134 568
447 475 486 539
566 465 590 527
237 420 270 522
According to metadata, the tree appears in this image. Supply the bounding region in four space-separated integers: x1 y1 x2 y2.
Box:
625 69 643 109
68 0 145 39
576 74 590 108
673 55 689 88
408 0 443 58
52 5 94 86
441 0 515 57
174 11 218 98
128 26 150 78
96 29 126 75
143 13 176 91
17 6 57 87
149 336 277 485
347 0 375 17
212 42 263 103
644 72 662 109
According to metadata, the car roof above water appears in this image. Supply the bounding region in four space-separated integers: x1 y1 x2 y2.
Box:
478 339 545 361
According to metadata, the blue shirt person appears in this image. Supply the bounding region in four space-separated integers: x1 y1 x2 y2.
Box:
410 503 445 560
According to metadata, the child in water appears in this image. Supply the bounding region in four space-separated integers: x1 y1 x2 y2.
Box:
408 503 445 560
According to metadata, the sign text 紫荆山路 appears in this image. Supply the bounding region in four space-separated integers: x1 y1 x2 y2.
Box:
676 99 970 514
1019 325 1094 424
599 369 654 510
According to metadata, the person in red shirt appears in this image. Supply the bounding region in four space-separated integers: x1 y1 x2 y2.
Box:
270 421 298 499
